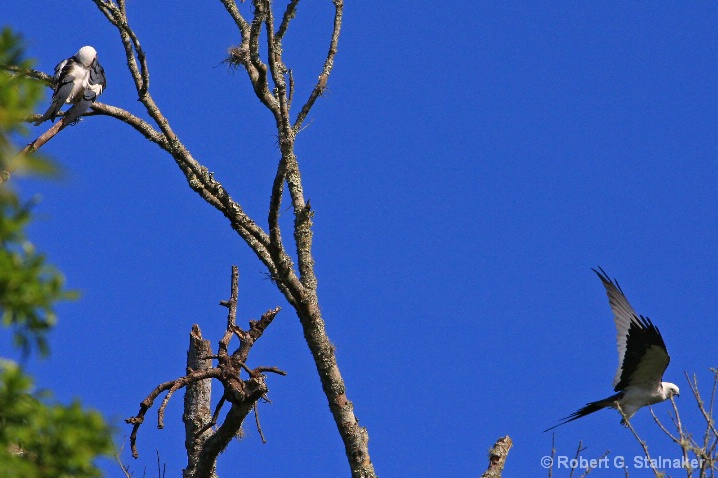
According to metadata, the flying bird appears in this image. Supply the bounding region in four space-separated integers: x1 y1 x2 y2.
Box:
545 267 679 431
34 46 106 126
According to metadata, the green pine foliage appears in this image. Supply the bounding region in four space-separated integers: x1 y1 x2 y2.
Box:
0 26 73 357
0 28 113 477
0 191 77 357
0 362 112 478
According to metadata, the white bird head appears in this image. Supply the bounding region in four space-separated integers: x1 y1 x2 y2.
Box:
662 382 680 398
75 46 98 67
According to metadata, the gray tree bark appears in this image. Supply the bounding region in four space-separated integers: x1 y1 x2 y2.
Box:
183 325 216 478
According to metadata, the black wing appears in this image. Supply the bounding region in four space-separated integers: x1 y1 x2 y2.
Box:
613 315 669 392
593 267 670 392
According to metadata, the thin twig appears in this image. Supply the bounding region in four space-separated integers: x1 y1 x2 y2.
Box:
617 403 661 478
253 366 288 376
288 68 295 107
112 438 133 478
568 441 585 478
650 407 680 443
254 403 267 444
548 433 555 478
689 371 718 438
578 450 610 478
234 306 281 362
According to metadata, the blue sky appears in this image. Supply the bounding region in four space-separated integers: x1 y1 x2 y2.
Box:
2 1 717 476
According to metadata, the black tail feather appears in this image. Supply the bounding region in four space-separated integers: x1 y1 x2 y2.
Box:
544 392 624 432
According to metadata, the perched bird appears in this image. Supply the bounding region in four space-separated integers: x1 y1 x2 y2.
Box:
34 46 106 126
545 267 679 431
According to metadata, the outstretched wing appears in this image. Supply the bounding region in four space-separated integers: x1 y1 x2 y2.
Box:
593 267 670 392
614 314 669 391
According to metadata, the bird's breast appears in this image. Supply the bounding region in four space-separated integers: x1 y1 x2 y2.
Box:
64 65 91 104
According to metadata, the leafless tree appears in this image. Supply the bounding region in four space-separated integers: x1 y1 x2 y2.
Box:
1 1 518 476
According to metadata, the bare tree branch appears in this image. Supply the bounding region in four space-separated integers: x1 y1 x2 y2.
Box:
0 64 52 83
125 368 223 459
194 400 255 477
18 119 65 155
293 0 343 133
276 0 301 42
91 0 149 97
254 403 267 444
263 1 291 126
218 0 250 32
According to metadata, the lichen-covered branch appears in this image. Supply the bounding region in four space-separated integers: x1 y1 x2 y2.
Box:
292 0 343 133
276 0 300 42
221 2 376 475
219 4 374 474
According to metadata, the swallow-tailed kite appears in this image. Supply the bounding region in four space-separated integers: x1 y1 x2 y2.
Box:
35 46 106 126
545 267 679 431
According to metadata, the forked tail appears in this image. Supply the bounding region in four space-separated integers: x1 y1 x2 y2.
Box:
544 391 624 432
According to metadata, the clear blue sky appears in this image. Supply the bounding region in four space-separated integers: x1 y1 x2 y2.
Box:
2 2 717 476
